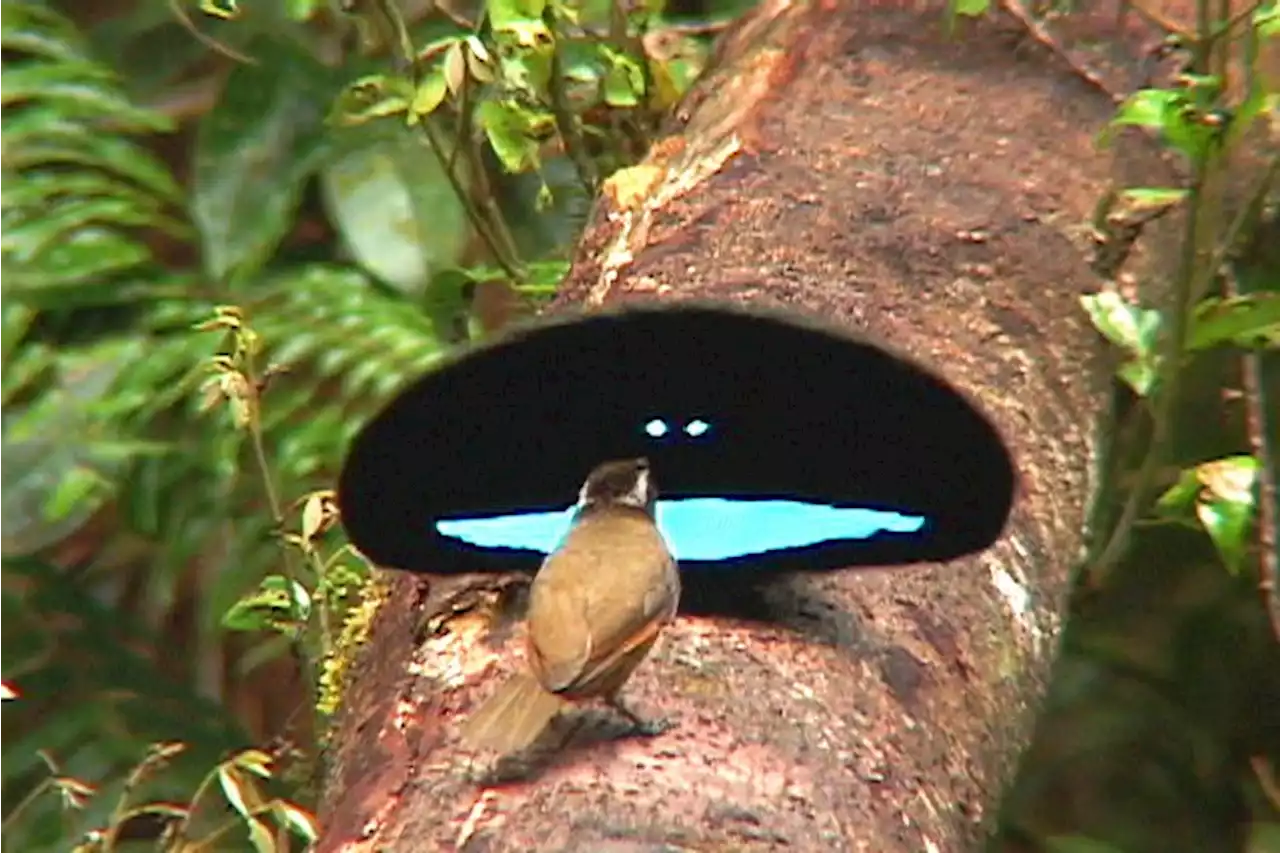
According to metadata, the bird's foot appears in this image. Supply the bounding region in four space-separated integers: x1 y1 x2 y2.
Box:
609 698 675 737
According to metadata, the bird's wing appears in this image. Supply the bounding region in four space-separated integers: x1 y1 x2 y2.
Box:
527 516 676 694
525 566 594 692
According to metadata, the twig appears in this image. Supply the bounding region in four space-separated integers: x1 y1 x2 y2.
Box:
238 343 321 708
1222 158 1280 641
1242 332 1279 641
167 0 258 65
370 0 525 280
998 0 1125 103
1123 0 1195 39
416 119 524 281
545 11 599 197
1090 149 1213 579
1254 756 1280 811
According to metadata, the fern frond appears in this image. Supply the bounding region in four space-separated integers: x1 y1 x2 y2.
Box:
1 1 186 303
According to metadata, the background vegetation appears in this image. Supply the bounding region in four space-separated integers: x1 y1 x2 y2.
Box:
1 0 1276 851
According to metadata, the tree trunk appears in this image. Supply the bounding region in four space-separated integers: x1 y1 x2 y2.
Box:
317 2 1140 850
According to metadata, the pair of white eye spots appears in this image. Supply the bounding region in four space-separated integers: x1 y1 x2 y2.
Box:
644 418 711 439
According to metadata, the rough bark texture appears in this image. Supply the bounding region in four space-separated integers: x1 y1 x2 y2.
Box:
318 2 1140 850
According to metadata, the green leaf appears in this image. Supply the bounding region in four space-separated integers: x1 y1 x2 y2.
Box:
200 0 240 19
221 575 311 634
1257 0 1280 36
423 268 477 343
233 748 274 778
1 4 88 63
600 47 645 107
1116 360 1158 397
952 0 990 16
1114 89 1183 130
1194 456 1259 575
3 229 152 295
500 43 554 96
1081 292 1163 395
246 818 276 853
319 125 471 294
1156 467 1202 514
1248 822 1280 853
330 73 415 126
1187 294 1280 350
273 801 319 842
191 38 338 284
1081 292 1161 355
1117 187 1188 209
3 117 185 202
410 69 449 121
1197 496 1255 575
287 0 328 19
40 464 110 525
1229 88 1278 146
4 196 179 261
1044 837 1129 853
489 0 550 36
1109 87 1218 161
0 63 172 132
477 99 547 173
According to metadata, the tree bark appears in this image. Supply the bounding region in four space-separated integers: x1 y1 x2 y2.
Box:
317 2 1137 850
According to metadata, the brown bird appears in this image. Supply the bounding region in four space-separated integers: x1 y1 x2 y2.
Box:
459 457 681 754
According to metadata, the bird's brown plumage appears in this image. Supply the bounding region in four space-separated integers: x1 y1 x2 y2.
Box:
460 459 680 754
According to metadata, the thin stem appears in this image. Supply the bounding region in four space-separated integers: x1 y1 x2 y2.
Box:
545 12 598 196
2 779 53 832
415 120 523 280
169 763 224 845
371 0 524 280
1243 321 1280 642
302 543 334 659
1091 157 1212 578
240 347 319 709
1090 0 1247 579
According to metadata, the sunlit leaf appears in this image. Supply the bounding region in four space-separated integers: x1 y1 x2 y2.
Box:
41 464 110 524
1157 466 1204 514
273 800 319 842
1117 186 1188 210
410 69 449 120
1198 456 1259 506
192 39 338 283
1197 495 1255 575
1081 292 1162 395
330 74 415 126
601 47 644 107
246 817 276 853
320 125 470 294
1114 89 1183 130
477 99 546 173
489 0 550 36
1257 0 1280 36
0 4 88 63
200 0 240 19
232 748 274 778
1188 294 1280 350
221 575 311 633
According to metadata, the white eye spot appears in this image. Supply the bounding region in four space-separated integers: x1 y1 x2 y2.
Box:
644 418 669 438
684 419 710 437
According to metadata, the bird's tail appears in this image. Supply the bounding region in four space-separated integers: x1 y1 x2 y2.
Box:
459 673 567 754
